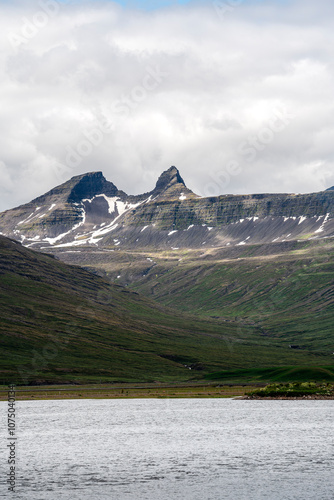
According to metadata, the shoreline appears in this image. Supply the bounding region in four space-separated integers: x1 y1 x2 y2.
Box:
0 383 258 401
2 383 333 401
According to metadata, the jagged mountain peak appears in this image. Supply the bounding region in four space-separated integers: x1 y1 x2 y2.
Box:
153 166 186 193
150 166 196 201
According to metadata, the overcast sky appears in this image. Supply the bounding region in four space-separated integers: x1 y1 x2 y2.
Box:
1 0 334 211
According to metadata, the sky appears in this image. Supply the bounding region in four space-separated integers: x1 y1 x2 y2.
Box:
1 0 334 211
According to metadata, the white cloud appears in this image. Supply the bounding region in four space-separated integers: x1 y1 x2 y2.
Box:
1 0 334 211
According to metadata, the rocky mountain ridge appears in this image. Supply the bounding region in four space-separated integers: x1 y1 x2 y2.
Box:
0 167 333 251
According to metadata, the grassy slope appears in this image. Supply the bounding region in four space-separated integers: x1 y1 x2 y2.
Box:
126 239 334 356
1 236 332 385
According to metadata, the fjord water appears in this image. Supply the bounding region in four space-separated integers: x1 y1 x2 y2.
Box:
1 399 333 499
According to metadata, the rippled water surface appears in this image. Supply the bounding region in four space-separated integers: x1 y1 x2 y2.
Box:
1 398 333 499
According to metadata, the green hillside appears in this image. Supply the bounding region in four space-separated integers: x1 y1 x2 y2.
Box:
1 236 332 385
127 239 334 355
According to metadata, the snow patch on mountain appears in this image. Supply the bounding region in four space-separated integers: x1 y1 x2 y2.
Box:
315 213 330 233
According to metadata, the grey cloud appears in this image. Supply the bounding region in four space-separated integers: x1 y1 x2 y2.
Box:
0 0 334 211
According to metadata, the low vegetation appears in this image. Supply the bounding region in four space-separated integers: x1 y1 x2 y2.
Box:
248 382 334 398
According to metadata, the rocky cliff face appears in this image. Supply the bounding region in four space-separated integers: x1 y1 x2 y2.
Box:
0 167 333 251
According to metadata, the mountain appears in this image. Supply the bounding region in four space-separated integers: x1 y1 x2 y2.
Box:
0 167 333 252
0 167 196 246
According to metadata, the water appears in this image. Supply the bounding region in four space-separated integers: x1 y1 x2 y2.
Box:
1 398 333 499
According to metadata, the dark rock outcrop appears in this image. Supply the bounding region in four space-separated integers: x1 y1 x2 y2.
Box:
67 172 122 203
